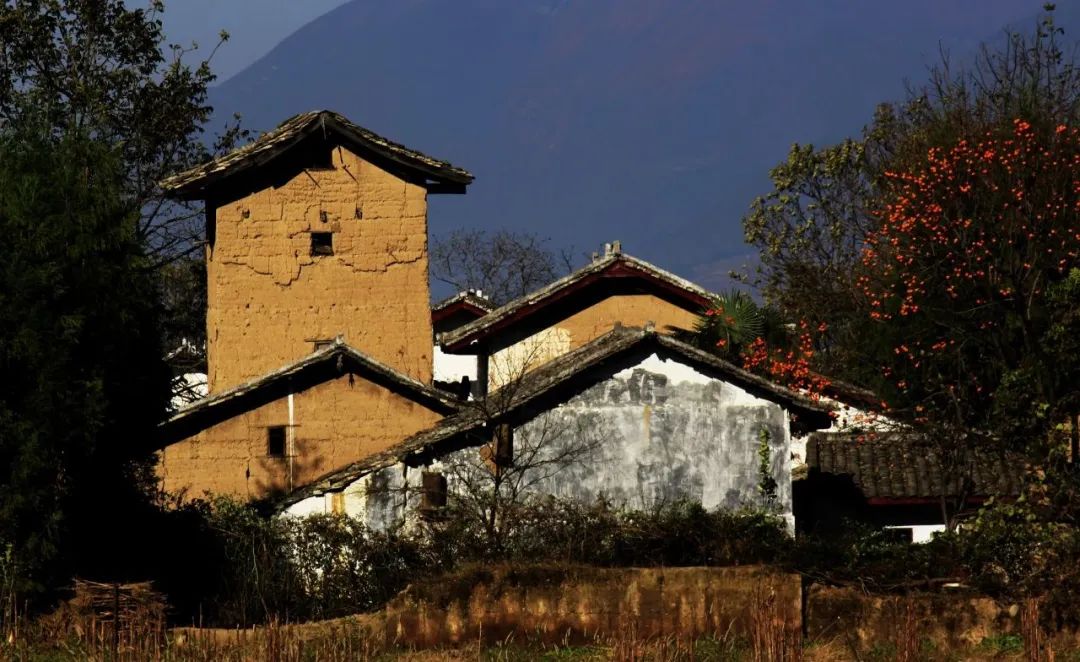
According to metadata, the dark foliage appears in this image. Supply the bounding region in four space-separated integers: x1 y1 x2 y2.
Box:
0 125 171 606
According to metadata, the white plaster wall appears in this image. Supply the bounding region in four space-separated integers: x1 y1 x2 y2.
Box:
790 395 898 466
433 345 479 384
886 524 946 544
170 372 208 410
287 352 797 531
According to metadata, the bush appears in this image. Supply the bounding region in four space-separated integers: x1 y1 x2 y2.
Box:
160 495 1077 627
151 497 791 626
791 520 963 591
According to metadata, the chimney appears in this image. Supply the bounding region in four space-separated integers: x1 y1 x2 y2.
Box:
644 320 656 333
604 242 612 257
612 240 622 254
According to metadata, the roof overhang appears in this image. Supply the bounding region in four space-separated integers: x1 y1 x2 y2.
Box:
161 110 474 201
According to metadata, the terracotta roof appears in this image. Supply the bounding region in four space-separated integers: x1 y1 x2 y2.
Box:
805 432 1023 501
160 110 474 199
431 291 495 325
280 327 834 507
157 339 461 447
438 252 714 352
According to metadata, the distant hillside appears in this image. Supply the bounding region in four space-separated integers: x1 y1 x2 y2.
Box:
209 0 1061 292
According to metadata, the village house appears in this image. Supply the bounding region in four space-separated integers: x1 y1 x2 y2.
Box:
154 109 877 530
437 242 714 393
796 431 1023 542
282 326 834 530
155 110 473 499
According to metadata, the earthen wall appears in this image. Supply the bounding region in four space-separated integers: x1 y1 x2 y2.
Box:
158 374 444 500
488 293 699 387
206 146 432 392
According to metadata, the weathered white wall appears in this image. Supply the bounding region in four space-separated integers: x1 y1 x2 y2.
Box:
286 352 795 528
433 346 479 384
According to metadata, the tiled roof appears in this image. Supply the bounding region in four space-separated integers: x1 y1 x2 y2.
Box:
158 339 461 446
805 432 1023 500
431 291 495 323
161 110 473 199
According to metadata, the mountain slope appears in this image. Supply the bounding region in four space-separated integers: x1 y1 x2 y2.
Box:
210 0 1055 291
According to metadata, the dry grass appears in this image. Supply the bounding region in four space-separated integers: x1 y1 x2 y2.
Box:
5 590 1080 661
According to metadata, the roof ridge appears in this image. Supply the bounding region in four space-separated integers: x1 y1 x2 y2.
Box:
160 110 473 199
162 341 459 427
438 252 713 350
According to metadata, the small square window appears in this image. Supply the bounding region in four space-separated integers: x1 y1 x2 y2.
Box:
267 426 287 458
310 232 333 256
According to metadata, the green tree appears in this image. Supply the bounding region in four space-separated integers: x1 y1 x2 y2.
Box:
681 290 788 360
0 0 245 369
741 8 1080 526
0 0 239 608
0 123 170 604
0 0 243 261
743 7 1080 387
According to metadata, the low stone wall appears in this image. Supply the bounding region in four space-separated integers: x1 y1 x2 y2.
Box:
177 567 1074 654
806 584 1020 650
380 565 800 647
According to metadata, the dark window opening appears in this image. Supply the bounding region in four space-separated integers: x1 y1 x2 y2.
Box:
311 232 334 256
420 471 447 515
481 424 514 470
494 424 514 467
307 144 335 170
354 206 363 219
267 426 287 458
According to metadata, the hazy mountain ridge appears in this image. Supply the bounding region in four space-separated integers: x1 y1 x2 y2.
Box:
210 0 1061 292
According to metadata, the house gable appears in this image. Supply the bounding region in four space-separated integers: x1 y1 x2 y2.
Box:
157 343 459 501
438 252 713 389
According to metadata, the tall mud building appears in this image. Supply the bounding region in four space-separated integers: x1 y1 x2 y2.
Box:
156 111 472 499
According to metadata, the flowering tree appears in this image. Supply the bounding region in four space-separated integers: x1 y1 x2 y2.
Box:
859 119 1080 452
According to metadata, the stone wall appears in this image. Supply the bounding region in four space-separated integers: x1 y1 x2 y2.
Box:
206 146 433 393
488 294 699 388
158 373 444 500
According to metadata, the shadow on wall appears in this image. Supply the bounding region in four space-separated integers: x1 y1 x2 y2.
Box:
252 437 333 502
